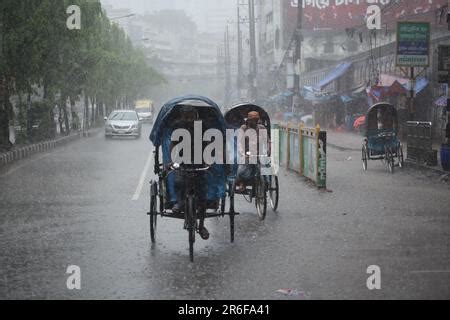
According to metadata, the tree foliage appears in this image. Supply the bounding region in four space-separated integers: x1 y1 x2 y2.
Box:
0 0 164 147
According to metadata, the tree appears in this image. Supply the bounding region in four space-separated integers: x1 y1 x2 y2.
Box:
0 0 165 146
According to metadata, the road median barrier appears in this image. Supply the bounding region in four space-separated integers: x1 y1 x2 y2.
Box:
0 128 101 169
274 123 327 189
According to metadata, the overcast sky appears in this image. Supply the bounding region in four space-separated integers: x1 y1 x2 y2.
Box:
100 0 236 34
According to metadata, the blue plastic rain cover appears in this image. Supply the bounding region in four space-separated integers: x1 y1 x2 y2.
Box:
150 95 227 203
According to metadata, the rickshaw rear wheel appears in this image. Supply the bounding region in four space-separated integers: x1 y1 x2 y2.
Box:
255 176 267 221
269 176 279 212
149 181 158 244
398 144 404 168
228 182 235 243
150 195 157 243
362 145 368 171
385 146 394 174
187 195 196 262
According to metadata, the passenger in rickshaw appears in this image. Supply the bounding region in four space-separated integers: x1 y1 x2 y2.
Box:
381 108 395 130
235 111 269 191
169 106 210 240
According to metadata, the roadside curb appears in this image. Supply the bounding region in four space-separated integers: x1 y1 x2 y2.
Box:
327 142 360 152
405 159 450 177
0 128 102 169
328 142 450 177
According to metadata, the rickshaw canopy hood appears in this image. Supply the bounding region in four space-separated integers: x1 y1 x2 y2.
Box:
365 102 399 132
150 95 226 147
224 103 271 129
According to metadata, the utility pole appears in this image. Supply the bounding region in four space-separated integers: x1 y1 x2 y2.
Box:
225 26 232 107
248 0 257 101
237 1 243 99
292 0 304 114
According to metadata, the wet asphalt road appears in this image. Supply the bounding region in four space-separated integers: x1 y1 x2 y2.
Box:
0 124 449 300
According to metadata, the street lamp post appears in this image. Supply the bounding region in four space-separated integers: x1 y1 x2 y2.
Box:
248 0 257 102
292 0 304 114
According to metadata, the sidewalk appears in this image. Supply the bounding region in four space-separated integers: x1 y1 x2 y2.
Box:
327 130 450 176
0 128 102 169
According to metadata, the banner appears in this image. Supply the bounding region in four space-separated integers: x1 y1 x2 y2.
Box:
285 0 447 31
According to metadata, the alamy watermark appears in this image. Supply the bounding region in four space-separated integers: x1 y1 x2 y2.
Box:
66 265 81 290
169 121 278 176
66 5 81 30
366 265 381 290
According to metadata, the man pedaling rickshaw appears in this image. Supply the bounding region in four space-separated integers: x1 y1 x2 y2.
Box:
235 111 270 192
169 106 210 240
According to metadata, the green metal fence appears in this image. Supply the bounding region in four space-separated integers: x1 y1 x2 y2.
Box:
274 123 327 189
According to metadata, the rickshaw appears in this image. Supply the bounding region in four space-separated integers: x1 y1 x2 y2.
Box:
362 102 404 173
224 103 279 221
148 96 237 262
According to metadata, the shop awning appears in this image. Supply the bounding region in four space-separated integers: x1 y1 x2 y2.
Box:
313 62 352 91
410 78 429 95
269 91 293 103
301 86 336 103
379 74 429 95
435 96 447 107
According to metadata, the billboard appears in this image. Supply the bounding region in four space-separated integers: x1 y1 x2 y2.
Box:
285 0 448 31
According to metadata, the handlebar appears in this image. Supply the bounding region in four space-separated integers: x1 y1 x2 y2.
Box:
170 163 211 172
245 152 270 158
376 132 394 138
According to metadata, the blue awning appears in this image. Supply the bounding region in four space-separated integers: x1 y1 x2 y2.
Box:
269 91 292 103
301 86 336 103
401 77 429 95
314 62 352 91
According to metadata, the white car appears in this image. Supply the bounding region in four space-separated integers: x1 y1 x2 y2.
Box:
135 107 153 124
104 110 142 139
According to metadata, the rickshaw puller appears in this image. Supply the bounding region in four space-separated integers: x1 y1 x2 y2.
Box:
235 111 267 191
170 106 210 240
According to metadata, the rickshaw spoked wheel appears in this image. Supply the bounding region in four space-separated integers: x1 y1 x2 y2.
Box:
385 146 394 174
149 182 158 243
186 195 196 262
228 182 235 243
398 143 404 168
362 145 368 171
255 175 267 221
269 175 279 212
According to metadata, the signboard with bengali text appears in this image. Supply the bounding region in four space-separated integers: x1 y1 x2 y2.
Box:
396 22 431 67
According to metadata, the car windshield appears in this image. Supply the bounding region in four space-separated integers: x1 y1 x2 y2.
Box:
109 112 138 121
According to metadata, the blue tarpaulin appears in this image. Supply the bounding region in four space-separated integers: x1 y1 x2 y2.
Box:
149 95 227 203
402 77 429 95
269 91 293 103
314 62 352 91
301 86 336 103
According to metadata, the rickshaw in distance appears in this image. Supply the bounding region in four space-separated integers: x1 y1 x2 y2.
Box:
362 103 404 173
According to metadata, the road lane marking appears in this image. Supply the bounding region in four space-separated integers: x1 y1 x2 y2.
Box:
132 151 152 201
410 270 450 274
